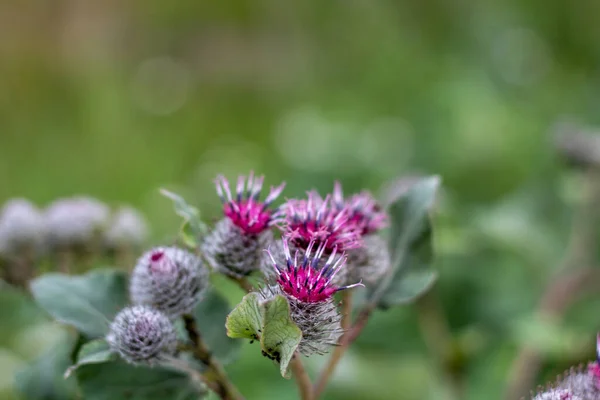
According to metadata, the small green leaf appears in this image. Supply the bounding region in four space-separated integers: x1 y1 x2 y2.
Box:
14 332 78 400
180 221 199 248
372 176 440 308
76 360 206 400
225 292 264 340
193 288 241 365
160 189 208 243
260 295 302 378
64 339 116 378
30 269 128 337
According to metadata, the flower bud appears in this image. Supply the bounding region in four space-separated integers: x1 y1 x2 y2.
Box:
104 206 149 248
130 247 208 319
203 173 283 277
44 196 110 249
107 305 177 365
0 199 45 258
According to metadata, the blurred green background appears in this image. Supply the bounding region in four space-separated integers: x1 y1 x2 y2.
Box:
2 0 600 399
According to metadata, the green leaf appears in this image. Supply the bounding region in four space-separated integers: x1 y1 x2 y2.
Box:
0 281 49 351
76 360 206 400
14 332 78 400
225 292 264 340
180 220 199 248
30 269 129 337
379 270 438 307
260 295 302 378
192 288 241 365
160 189 208 245
372 176 441 308
64 339 116 378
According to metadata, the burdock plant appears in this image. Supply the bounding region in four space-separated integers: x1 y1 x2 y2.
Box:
18 172 441 400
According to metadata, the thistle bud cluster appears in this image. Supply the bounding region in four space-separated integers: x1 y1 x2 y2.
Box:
199 172 392 355
109 245 209 366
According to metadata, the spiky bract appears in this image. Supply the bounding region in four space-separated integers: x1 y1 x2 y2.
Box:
107 305 177 366
343 234 391 287
130 247 208 319
203 218 273 277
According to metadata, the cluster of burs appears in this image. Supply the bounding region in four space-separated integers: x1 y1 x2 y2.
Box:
67 172 393 368
0 197 148 285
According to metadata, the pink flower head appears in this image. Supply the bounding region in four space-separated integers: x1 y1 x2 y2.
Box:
265 239 363 303
215 172 285 235
333 182 388 235
283 191 362 253
148 250 176 276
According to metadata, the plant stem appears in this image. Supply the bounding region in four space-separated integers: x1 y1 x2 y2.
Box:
313 291 353 398
183 314 244 400
291 353 313 400
56 248 73 274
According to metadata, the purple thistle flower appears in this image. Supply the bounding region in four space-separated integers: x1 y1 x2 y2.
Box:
204 172 283 277
283 191 362 254
215 172 285 235
333 181 388 235
265 238 363 304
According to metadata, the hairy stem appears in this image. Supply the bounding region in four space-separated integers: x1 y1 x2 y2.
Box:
291 353 313 400
313 291 353 398
183 314 244 400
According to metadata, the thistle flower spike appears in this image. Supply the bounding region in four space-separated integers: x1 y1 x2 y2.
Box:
266 239 363 303
283 191 362 253
214 173 285 235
